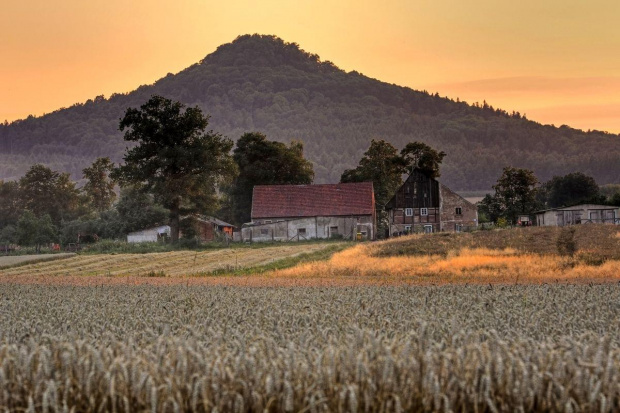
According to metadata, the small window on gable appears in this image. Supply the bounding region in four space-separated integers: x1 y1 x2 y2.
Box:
420 208 428 216
405 185 410 193
455 207 462 215
405 208 413 216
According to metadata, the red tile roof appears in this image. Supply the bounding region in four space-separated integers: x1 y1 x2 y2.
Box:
251 182 375 219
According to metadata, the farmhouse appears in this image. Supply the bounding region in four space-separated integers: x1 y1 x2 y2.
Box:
385 169 478 235
535 204 619 226
241 182 376 242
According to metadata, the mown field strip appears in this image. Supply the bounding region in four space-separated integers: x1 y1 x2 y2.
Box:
0 253 76 269
0 244 335 277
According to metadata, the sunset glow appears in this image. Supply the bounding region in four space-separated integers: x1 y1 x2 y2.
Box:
2 0 620 132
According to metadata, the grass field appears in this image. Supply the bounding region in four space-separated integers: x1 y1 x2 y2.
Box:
1 284 620 412
0 226 618 287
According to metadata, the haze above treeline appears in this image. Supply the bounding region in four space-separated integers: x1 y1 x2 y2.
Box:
0 34 618 191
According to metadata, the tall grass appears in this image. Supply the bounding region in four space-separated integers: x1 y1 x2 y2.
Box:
275 243 620 284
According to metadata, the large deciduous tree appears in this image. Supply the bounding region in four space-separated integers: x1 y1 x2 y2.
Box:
492 167 539 224
15 211 57 252
0 180 21 229
400 142 446 179
540 172 601 208
19 164 80 225
82 157 116 213
229 132 314 225
340 139 403 208
112 96 237 242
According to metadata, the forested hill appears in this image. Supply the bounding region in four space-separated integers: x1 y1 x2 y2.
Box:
1 34 619 190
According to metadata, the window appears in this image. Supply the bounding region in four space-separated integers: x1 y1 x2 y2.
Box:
405 185 410 193
298 228 306 235
424 225 433 234
455 207 462 215
264 220 272 224
329 226 338 235
405 208 413 216
420 208 428 216
260 229 269 236
404 225 412 233
456 224 462 233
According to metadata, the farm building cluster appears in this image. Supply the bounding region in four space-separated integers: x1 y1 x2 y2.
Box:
127 169 618 244
127 217 235 243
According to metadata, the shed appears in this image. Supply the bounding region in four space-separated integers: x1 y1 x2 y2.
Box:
127 225 170 243
535 204 619 226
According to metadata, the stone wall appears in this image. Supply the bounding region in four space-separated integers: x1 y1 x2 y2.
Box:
439 184 478 231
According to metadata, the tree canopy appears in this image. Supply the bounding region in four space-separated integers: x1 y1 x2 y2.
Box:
480 167 540 224
539 172 601 208
19 164 80 225
340 139 403 209
400 142 446 179
112 96 237 241
82 157 116 213
229 132 314 225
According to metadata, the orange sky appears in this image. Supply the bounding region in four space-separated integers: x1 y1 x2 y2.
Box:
2 0 620 133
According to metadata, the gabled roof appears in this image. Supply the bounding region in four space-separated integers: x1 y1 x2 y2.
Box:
251 182 375 219
202 216 236 228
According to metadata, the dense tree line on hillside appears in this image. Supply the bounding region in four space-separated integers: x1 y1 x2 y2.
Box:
0 35 618 191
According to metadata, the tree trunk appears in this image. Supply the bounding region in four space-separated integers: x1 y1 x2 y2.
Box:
170 200 180 243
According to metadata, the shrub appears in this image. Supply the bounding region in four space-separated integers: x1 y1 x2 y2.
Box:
556 226 577 257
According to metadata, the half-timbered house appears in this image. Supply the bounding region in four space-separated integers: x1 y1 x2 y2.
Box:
385 170 478 235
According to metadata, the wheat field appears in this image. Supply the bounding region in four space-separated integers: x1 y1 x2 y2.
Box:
1 284 620 412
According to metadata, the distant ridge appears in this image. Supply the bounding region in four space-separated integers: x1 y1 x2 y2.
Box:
0 34 618 190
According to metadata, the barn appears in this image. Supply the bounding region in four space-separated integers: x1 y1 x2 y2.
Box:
241 182 376 242
385 169 478 235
